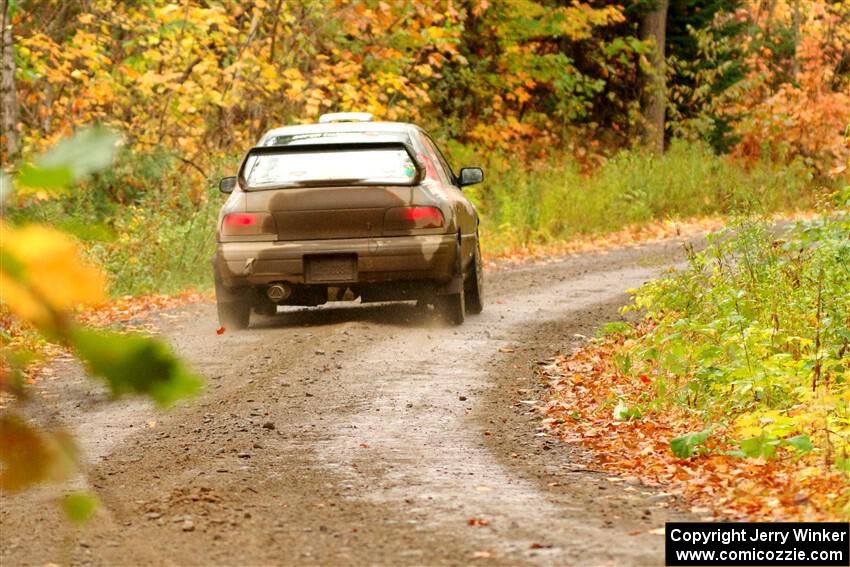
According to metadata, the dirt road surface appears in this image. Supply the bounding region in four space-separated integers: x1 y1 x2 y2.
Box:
2 241 694 566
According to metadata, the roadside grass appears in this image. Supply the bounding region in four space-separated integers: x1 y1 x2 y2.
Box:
464 140 830 256
545 202 850 520
6 140 840 297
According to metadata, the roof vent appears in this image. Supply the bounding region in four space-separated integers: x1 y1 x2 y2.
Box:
318 112 374 124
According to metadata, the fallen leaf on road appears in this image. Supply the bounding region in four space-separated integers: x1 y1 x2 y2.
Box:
498 347 515 353
530 543 552 549
471 550 494 559
359 443 369 448
216 326 225 335
468 517 490 526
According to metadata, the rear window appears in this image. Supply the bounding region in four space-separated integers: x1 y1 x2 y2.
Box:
243 148 418 189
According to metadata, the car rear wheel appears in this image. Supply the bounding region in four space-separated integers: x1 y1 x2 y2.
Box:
436 287 465 325
437 240 466 325
217 300 250 330
465 234 484 315
214 269 251 330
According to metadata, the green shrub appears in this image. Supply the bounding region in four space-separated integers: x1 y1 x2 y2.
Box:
85 197 219 296
624 210 850 462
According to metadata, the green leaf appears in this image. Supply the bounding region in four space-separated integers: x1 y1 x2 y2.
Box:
62 492 99 525
16 164 74 192
613 401 629 420
739 436 764 458
38 126 120 181
71 328 203 408
0 248 26 280
738 436 781 459
783 434 813 454
670 428 712 459
613 401 642 421
3 0 17 20
15 126 119 192
598 321 631 337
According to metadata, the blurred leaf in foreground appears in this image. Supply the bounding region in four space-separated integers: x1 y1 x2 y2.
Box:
15 126 120 195
62 492 99 524
72 328 203 408
0 415 78 491
0 223 107 325
0 125 203 521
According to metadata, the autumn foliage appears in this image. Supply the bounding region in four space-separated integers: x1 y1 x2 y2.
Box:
4 0 848 172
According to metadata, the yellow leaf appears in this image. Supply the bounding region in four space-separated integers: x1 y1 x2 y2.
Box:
426 26 444 40
0 223 107 325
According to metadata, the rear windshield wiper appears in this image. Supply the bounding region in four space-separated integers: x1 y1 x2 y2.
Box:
287 178 367 187
248 178 401 190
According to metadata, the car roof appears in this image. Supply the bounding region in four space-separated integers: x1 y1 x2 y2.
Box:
259 121 418 146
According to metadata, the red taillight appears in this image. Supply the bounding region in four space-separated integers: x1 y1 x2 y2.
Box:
221 213 275 237
224 213 258 227
384 206 445 231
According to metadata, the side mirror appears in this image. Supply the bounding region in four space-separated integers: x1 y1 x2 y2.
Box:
458 167 484 187
219 176 237 194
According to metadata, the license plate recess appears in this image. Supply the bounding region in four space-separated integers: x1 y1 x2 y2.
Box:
304 255 357 283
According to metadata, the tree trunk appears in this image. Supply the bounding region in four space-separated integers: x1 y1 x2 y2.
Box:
268 0 284 63
640 0 669 154
1 0 20 162
791 0 801 80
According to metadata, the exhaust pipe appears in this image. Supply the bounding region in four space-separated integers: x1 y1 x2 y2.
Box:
266 283 291 302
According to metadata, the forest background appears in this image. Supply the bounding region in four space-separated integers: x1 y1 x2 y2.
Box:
1 0 848 294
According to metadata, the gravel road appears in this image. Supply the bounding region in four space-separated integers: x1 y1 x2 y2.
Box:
1 240 695 566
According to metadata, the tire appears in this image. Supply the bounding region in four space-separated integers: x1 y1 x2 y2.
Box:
213 267 251 330
437 239 466 325
217 299 250 330
465 234 484 315
437 287 465 325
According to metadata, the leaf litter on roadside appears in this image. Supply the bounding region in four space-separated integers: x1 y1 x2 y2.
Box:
543 331 849 522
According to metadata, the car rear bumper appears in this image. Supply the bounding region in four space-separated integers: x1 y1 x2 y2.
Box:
215 234 457 288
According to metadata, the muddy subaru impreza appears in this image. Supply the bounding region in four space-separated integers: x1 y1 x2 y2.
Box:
213 113 484 329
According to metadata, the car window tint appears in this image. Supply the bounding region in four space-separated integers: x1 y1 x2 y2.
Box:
243 148 417 188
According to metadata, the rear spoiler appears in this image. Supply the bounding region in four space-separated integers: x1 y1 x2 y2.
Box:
237 141 425 189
